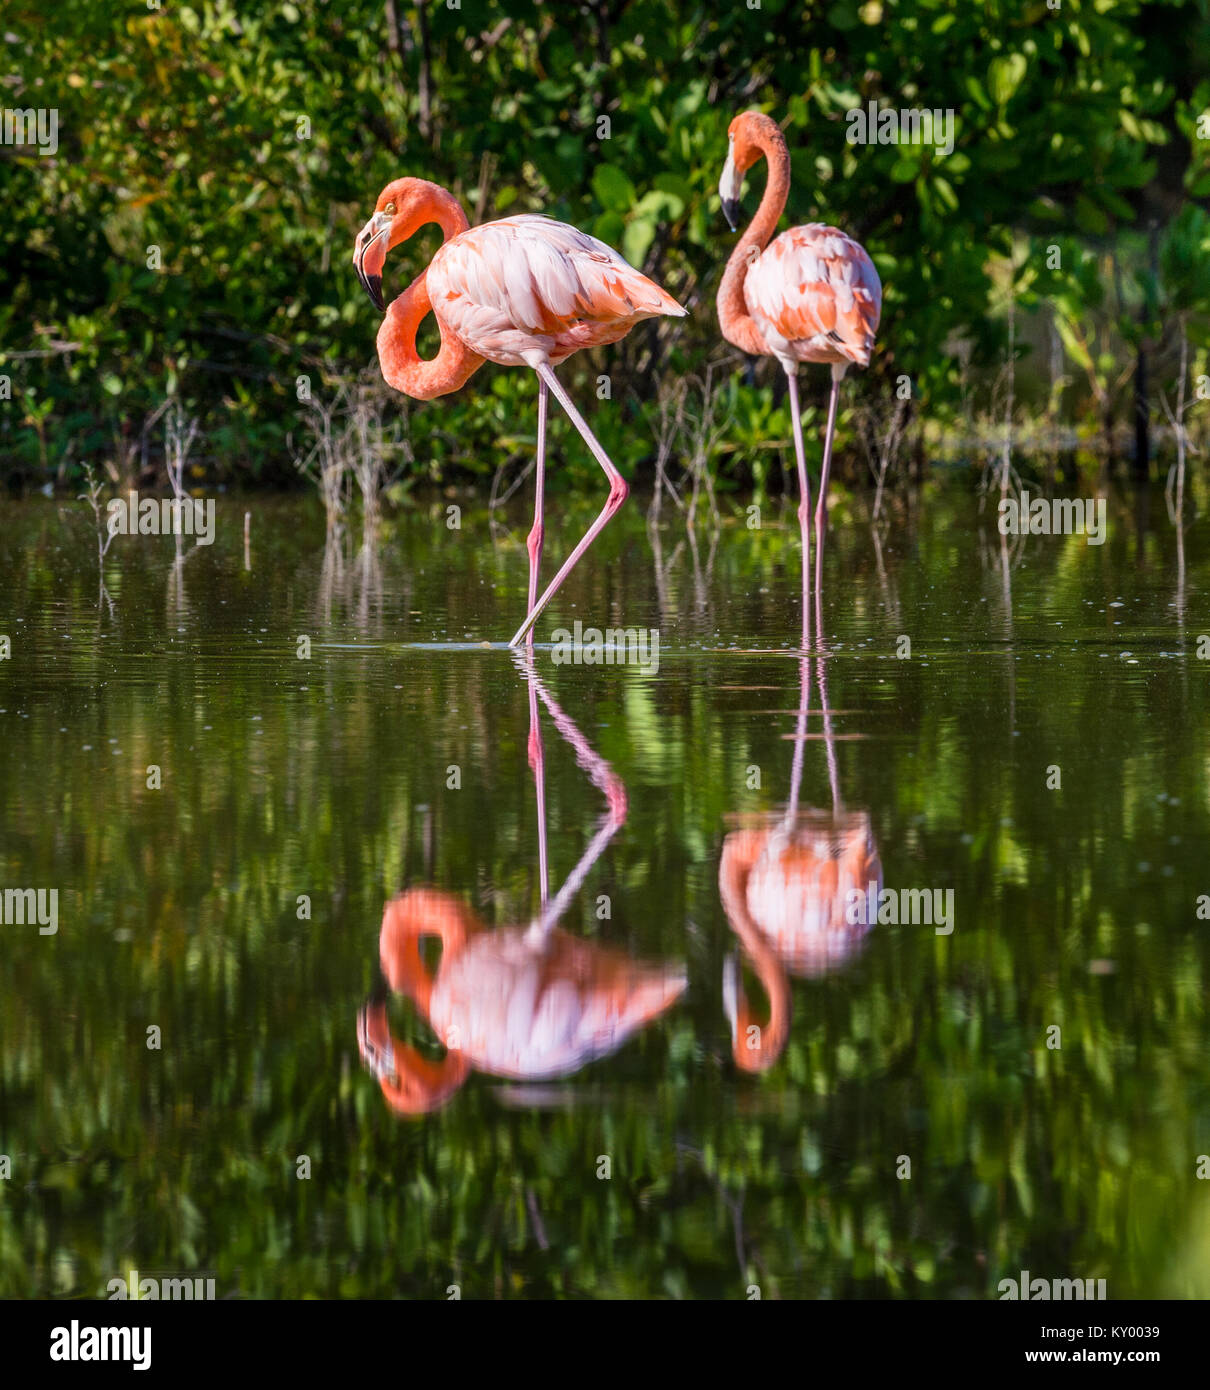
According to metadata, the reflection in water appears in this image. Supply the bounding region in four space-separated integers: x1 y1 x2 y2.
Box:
165 532 197 627
357 658 686 1114
316 523 386 633
721 655 881 1072
5 488 1208 1296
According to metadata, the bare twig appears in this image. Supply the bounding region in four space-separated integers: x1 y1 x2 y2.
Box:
78 462 117 592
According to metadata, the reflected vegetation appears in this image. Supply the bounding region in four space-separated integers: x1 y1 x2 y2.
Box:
1 484 1210 1298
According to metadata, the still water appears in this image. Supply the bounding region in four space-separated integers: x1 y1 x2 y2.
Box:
1 485 1208 1298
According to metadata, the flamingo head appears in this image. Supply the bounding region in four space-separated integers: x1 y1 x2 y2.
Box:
354 177 468 311
720 111 785 231
722 952 786 1074
353 178 418 310
356 991 398 1084
356 996 470 1116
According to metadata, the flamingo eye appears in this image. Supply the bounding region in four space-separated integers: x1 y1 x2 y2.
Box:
383 201 397 216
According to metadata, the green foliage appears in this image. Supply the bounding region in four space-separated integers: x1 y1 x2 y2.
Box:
1 0 1210 487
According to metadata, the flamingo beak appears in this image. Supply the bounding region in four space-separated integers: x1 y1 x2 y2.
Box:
353 211 392 311
356 997 397 1083
722 953 741 1035
719 149 743 232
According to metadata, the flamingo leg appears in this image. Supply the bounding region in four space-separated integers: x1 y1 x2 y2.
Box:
817 651 842 819
812 366 844 634
526 670 549 914
508 362 629 648
514 651 628 942
528 673 627 939
524 379 549 651
783 653 811 830
786 370 812 654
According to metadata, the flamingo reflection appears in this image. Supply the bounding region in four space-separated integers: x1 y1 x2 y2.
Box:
721 654 880 1072
358 659 686 1114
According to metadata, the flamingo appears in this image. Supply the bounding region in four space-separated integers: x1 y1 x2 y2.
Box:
720 653 881 1072
716 111 882 646
357 658 686 1114
352 178 686 647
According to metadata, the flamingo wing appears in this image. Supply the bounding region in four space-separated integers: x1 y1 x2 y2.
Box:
428 215 685 366
429 929 686 1078
745 224 882 368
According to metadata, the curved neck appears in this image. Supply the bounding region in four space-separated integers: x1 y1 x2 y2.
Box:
378 186 484 401
379 890 476 1016
720 835 791 1071
376 275 482 400
717 130 791 357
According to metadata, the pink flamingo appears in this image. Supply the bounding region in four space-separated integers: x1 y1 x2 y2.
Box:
720 654 880 1072
353 179 686 647
716 111 881 645
357 658 685 1114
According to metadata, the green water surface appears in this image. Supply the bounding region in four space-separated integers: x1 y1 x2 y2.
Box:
1 485 1208 1298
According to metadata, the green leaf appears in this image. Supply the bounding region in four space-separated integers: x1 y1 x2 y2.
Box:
635 189 685 222
932 176 958 211
1053 312 1094 372
964 75 992 112
592 211 625 250
1074 193 1109 236
622 216 656 269
652 173 692 205
592 165 636 215
988 54 1027 107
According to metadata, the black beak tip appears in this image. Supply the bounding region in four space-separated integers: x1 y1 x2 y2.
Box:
355 255 386 312
721 198 741 233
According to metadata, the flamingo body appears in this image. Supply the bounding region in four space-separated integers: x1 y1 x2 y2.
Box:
427 926 687 1079
723 814 881 977
361 887 685 1112
743 224 881 371
427 214 684 368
